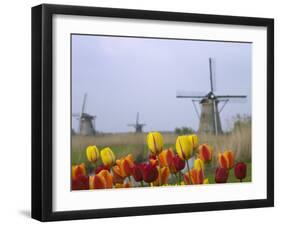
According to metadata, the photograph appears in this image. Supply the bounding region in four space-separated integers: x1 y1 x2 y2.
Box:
71 34 252 190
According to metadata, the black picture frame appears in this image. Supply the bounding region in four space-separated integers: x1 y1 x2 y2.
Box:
32 4 274 222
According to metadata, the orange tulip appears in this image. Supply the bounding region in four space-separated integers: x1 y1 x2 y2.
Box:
183 159 206 185
153 166 170 186
72 163 89 190
72 163 87 180
218 150 235 169
112 165 125 184
198 144 212 163
89 169 113 189
159 149 174 168
183 168 204 185
115 154 135 178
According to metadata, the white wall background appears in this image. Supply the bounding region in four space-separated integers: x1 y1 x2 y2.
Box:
0 0 279 225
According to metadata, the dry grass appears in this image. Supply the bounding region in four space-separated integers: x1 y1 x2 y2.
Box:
72 123 251 164
199 126 251 166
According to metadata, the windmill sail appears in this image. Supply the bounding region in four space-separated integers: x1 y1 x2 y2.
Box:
176 57 246 135
72 93 96 136
128 112 146 133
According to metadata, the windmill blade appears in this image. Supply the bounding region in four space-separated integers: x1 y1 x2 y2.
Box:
176 90 205 99
127 124 137 128
208 58 218 92
191 100 200 119
72 113 80 117
217 95 247 98
136 112 139 125
81 93 87 115
217 95 247 103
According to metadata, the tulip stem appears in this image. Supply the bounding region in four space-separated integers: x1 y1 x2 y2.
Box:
178 172 181 184
240 179 243 182
186 159 193 185
157 154 161 186
140 181 144 187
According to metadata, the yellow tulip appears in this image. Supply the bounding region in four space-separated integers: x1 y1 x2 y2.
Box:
100 147 116 167
176 135 193 160
147 132 164 155
193 158 204 171
188 134 199 149
86 145 99 163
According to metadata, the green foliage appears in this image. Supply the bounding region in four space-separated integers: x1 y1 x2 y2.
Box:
174 126 195 135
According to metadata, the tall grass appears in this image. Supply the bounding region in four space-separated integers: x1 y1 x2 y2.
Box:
72 120 251 165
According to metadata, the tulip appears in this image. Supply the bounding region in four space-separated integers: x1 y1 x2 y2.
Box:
89 169 113 189
198 144 212 163
147 132 164 155
139 162 159 183
116 154 135 177
215 167 229 183
172 155 185 172
131 164 143 182
218 150 235 169
193 158 204 171
188 134 199 150
153 166 170 186
95 165 110 174
175 135 193 160
234 162 247 181
159 149 174 168
148 153 157 160
183 168 204 185
112 165 125 184
100 147 116 167
72 163 87 180
72 163 89 190
115 182 131 188
86 145 99 163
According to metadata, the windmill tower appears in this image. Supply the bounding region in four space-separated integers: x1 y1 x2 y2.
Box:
176 58 247 135
72 93 96 135
127 112 146 133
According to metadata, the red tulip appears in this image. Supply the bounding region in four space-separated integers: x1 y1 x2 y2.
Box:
198 144 212 163
234 162 247 181
131 164 143 182
215 167 229 183
95 165 110 174
173 155 185 171
139 162 159 183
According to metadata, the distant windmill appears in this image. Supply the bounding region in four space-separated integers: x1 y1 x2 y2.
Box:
128 112 146 133
72 93 96 135
176 58 247 135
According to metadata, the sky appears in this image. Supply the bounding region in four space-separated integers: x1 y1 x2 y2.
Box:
71 34 252 133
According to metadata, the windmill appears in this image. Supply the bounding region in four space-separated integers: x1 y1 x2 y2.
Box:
176 58 247 135
72 93 96 135
127 112 146 133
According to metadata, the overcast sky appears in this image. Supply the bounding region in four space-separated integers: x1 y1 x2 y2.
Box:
72 34 251 133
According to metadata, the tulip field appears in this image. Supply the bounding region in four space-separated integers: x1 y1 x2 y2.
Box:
71 131 251 190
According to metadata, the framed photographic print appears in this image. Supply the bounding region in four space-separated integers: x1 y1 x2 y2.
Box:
32 4 274 221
